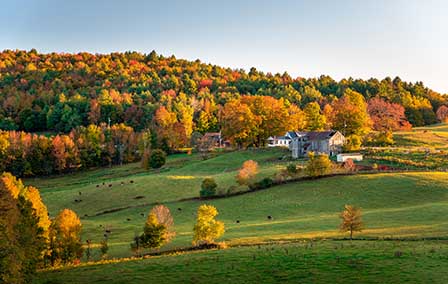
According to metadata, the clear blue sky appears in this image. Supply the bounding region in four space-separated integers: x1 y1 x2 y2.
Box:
1 0 447 93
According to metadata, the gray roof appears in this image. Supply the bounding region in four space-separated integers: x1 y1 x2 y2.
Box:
291 130 340 141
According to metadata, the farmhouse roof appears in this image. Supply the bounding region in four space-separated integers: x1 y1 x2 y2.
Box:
294 130 339 141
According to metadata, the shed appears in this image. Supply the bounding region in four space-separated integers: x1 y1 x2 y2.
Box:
337 153 363 163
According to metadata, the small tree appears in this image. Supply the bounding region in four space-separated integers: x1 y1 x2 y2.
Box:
139 212 167 250
130 234 142 256
340 205 363 240
85 240 92 261
193 204 225 245
305 152 332 177
100 237 109 259
200 178 218 197
149 149 166 169
49 209 83 265
150 205 175 242
236 160 258 185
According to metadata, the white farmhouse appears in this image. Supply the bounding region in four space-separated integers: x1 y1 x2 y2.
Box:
289 130 346 158
267 131 297 147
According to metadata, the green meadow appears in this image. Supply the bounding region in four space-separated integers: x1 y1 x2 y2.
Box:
29 125 448 283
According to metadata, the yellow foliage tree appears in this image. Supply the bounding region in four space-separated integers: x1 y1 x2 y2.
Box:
340 205 363 240
24 186 51 239
193 205 225 245
305 152 333 177
49 209 83 264
1 172 25 199
1 173 50 240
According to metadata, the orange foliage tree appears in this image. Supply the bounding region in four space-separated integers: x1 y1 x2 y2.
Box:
236 160 259 185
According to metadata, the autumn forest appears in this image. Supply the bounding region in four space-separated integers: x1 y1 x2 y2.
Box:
0 49 447 177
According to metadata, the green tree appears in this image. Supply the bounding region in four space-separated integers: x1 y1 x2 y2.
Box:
193 204 225 245
149 149 166 169
200 178 218 197
139 212 167 249
0 185 46 283
100 237 109 259
304 102 326 131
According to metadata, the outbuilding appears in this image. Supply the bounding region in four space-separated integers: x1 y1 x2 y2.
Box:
336 153 363 163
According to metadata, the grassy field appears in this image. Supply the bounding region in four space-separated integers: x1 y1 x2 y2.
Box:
393 123 448 149
362 124 448 169
26 148 448 259
28 134 448 283
35 240 448 284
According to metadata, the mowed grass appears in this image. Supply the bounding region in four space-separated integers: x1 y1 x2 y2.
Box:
28 146 448 283
71 172 448 259
393 123 448 149
34 240 448 284
28 148 291 217
27 148 448 259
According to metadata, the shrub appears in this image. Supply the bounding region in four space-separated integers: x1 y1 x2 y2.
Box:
286 163 298 175
200 178 218 198
226 185 238 196
249 177 274 190
342 158 356 172
305 152 333 177
149 149 166 169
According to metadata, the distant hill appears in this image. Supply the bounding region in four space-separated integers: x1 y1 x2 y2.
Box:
0 49 446 133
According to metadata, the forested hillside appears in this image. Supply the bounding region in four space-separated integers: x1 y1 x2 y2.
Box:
1 49 448 177
0 49 446 133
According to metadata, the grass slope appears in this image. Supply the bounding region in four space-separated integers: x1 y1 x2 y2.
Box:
35 240 448 284
27 149 448 258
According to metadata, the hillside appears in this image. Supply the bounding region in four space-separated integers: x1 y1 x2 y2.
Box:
28 148 448 259
0 49 446 136
35 240 448 284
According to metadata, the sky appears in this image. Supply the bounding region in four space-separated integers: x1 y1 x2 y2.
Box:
1 0 447 93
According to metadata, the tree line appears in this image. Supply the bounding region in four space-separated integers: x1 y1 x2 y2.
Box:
0 90 431 177
0 49 446 136
0 123 143 177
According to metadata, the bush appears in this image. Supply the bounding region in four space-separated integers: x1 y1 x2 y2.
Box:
226 185 238 195
249 177 274 191
200 178 218 197
149 149 166 169
286 163 298 175
342 158 356 172
305 152 333 177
